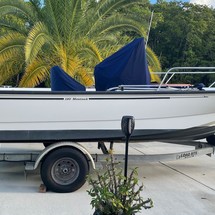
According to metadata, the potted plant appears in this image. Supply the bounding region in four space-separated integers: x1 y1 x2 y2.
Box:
87 153 153 215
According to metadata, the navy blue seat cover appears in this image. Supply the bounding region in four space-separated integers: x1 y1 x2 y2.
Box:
94 38 151 91
50 66 86 91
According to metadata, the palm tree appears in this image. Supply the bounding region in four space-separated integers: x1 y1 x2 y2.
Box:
0 0 161 87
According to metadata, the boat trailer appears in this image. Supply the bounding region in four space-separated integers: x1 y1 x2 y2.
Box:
0 140 214 193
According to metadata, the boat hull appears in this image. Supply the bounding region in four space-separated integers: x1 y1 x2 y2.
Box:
0 90 215 143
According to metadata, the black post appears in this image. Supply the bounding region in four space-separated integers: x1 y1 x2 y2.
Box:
121 116 135 179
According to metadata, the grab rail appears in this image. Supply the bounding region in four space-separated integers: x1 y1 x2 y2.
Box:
107 67 215 92
157 67 215 90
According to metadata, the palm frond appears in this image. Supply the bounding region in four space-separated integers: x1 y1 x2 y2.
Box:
0 58 24 85
97 0 147 18
85 0 147 35
19 57 50 87
77 39 103 63
61 54 82 78
0 32 25 64
146 46 162 83
75 68 94 87
66 0 82 34
0 16 28 35
25 21 52 63
29 0 43 17
88 14 147 37
146 46 162 72
42 0 64 43
0 0 37 23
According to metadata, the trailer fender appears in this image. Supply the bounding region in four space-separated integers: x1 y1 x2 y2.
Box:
33 142 95 170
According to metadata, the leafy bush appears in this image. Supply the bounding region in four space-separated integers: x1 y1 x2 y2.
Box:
87 154 153 215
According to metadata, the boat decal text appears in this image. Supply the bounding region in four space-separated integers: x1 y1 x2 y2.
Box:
176 151 198 160
69 97 89 100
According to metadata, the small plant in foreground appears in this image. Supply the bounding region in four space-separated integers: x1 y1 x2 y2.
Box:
87 153 153 215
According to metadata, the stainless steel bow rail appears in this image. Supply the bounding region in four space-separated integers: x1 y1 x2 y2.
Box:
157 67 215 89
107 67 215 91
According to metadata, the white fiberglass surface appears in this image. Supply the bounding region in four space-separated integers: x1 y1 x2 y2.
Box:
0 92 214 130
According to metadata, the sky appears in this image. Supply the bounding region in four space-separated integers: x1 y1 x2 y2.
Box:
150 0 215 8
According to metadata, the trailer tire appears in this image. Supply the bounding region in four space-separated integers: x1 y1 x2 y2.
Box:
41 147 89 193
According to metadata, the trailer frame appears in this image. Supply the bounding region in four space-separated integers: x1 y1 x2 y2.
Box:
0 141 214 192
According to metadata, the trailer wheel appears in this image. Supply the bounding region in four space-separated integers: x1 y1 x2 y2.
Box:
41 147 89 193
206 135 215 145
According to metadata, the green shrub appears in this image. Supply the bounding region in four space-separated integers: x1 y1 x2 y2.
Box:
87 154 153 215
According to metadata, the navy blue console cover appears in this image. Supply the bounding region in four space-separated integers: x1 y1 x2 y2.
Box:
51 66 86 91
94 38 150 91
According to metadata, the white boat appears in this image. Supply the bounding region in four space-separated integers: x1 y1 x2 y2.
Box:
0 38 215 145
0 69 215 144
0 65 215 194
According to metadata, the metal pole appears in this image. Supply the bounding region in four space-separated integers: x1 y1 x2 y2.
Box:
121 116 135 179
124 134 129 178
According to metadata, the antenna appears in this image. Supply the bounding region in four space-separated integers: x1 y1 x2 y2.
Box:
145 10 154 48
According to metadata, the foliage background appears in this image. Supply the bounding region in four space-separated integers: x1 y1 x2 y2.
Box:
0 0 214 87
148 1 215 85
0 0 161 87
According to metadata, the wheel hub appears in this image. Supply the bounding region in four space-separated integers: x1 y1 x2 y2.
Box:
51 157 80 185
